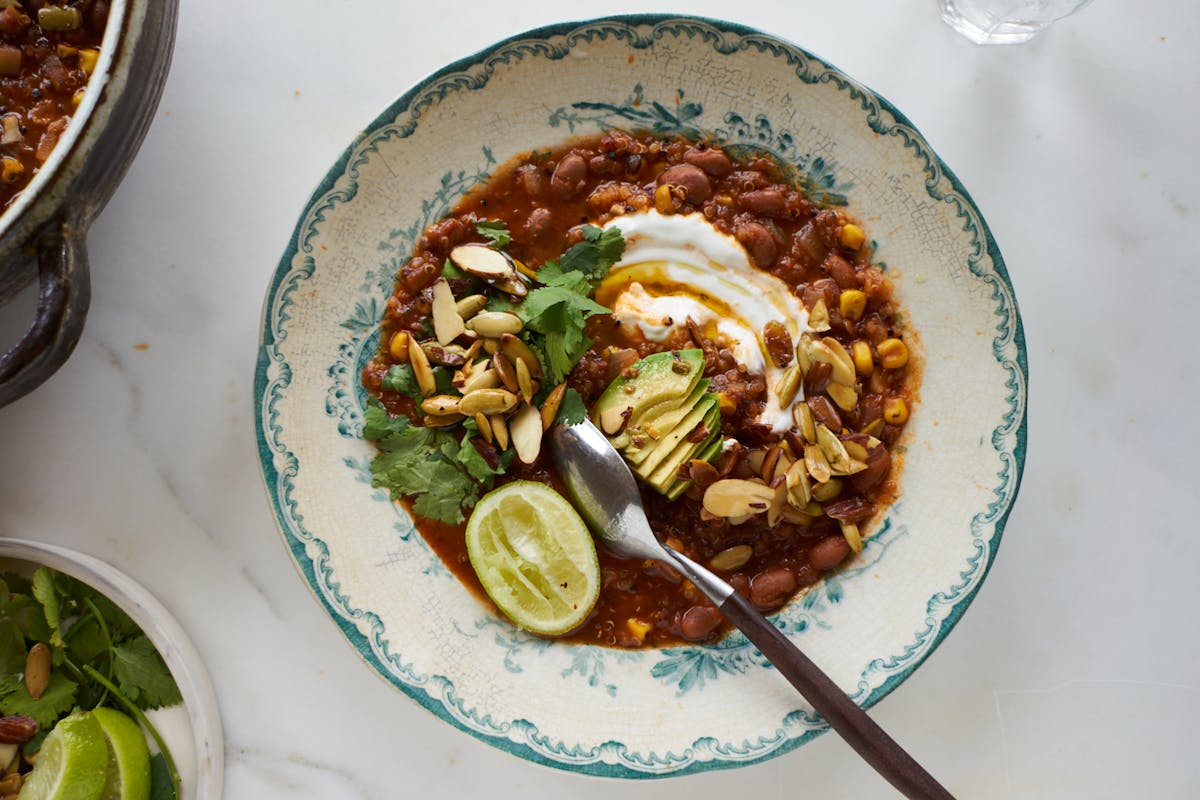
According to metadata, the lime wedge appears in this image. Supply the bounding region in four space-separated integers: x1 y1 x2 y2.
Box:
465 481 600 636
91 708 150 800
17 712 107 800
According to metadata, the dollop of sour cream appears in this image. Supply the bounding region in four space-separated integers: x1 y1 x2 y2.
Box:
598 211 810 432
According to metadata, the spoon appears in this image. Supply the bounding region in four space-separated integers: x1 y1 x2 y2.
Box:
550 419 955 800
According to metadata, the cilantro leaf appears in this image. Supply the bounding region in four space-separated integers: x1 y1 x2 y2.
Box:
149 753 176 800
31 568 65 648
111 636 182 710
557 224 625 280
456 435 503 483
363 400 411 441
475 219 512 249
409 458 480 524
0 671 78 728
555 388 587 426
381 364 424 402
440 257 467 280
0 622 25 672
369 421 482 524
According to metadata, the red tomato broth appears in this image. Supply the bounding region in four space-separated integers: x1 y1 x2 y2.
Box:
363 131 919 648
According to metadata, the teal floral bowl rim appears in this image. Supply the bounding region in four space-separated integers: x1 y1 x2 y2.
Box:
255 13 1027 778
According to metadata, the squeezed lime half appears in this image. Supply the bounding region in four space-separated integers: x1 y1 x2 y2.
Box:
92 708 150 800
465 481 600 636
17 711 107 800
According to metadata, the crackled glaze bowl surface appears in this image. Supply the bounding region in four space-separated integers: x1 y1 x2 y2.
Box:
255 14 1026 777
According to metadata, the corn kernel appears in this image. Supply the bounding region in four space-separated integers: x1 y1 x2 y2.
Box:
56 44 78 58
388 330 410 362
654 183 674 214
71 89 85 107
79 49 99 76
839 223 865 251
851 340 874 376
626 618 653 645
884 397 909 425
715 391 737 414
877 338 909 370
1 157 24 184
839 289 866 321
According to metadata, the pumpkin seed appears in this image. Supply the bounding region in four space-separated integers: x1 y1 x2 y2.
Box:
540 382 567 431
423 412 465 428
841 522 863 554
24 643 50 700
808 298 831 332
804 444 833 484
510 404 543 464
816 424 854 475
499 333 542 378
420 395 461 415
458 388 519 416
709 545 753 571
843 438 869 462
775 362 802 407
785 459 811 507
767 480 788 528
407 337 436 396
462 366 501 394
467 310 524 338
431 279 465 345
811 477 843 503
455 293 488 320
492 352 519 392
702 479 776 518
475 412 493 444
821 336 857 387
827 382 859 412
491 413 509 450
516 357 535 404
793 401 817 444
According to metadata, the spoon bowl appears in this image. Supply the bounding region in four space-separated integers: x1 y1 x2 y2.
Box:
550 420 955 800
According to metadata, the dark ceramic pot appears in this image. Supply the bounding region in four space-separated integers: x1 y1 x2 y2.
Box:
0 0 178 407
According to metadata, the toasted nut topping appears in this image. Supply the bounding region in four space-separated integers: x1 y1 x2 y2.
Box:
499 333 542 378
702 479 777 518
491 413 509 450
598 404 631 435
492 352 519 393
475 412 493 444
540 382 567 431
388 330 410 363
843 438 869 462
792 402 817 444
841 521 863 553
877 338 909 370
827 382 859 413
455 294 488 320
816 424 854 475
760 446 783 482
462 367 501 394
776 362 802 407
431 279 465 345
24 644 50 701
808 298 831 332
804 444 833 484
482 338 500 355
516 357 535 404
820 337 857 387
407 337 436 396
709 545 753 571
467 311 524 338
458 388 518 416
423 342 467 367
767 479 788 527
687 459 721 490
450 243 515 279
510 404 543 464
811 477 843 503
785 459 812 507
420 395 461 415
422 412 465 428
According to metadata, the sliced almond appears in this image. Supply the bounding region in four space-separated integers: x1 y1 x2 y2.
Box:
407 336 436 396
462 338 484 365
458 388 518 416
821 336 857 387
491 413 509 450
598 404 631 435
492 352 519 392
431 279 465 345
467 311 524 338
540 382 567 431
804 444 833 484
808 298 831 332
420 395 461 415
475 412 493 444
767 479 788 528
455 293 488 321
709 545 753 571
776 362 802 407
785 459 812 507
24 643 50 700
499 333 543 378
745 449 766 475
462 366 501 394
781 505 817 525
510 404 543 464
793 401 817 444
827 382 859 412
450 243 515 279
702 479 776 518
515 357 535 404
760 446 783 482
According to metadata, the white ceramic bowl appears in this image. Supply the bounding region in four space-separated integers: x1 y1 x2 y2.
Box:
256 15 1027 778
0 538 223 798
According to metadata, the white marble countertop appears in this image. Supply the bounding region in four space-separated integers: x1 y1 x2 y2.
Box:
1 1 1196 797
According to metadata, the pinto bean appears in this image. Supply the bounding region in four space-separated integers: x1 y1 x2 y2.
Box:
809 535 851 571
807 395 842 432
657 163 712 203
823 496 877 522
522 207 552 240
750 567 797 610
739 189 787 217
517 164 545 197
735 221 777 267
849 445 891 492
684 147 732 177
823 252 859 289
680 605 723 640
551 153 588 197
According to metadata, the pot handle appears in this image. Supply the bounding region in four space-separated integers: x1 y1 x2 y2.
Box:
0 215 90 407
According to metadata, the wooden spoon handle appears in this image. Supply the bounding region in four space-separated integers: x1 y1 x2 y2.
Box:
719 592 956 800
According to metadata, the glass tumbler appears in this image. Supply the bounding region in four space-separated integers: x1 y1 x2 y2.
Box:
939 0 1093 44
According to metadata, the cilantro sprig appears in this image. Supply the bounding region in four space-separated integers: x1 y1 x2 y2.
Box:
0 568 183 798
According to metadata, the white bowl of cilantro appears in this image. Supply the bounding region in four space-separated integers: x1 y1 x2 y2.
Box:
0 538 222 799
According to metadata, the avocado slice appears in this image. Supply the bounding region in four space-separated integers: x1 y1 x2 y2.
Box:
624 379 710 465
593 350 704 444
634 394 717 478
665 434 726 500
644 404 722 494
